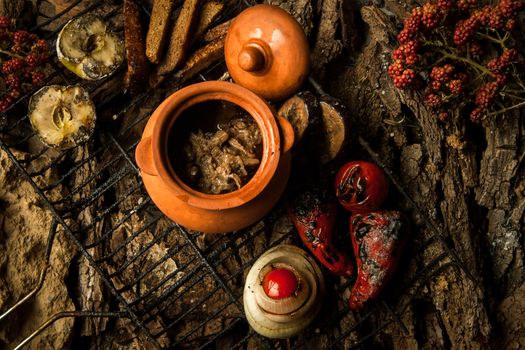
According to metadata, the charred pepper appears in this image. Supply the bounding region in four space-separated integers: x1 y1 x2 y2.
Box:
287 187 355 277
348 210 408 310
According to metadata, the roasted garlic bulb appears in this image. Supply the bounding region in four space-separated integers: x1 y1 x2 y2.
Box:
57 14 125 80
243 245 325 339
28 85 96 149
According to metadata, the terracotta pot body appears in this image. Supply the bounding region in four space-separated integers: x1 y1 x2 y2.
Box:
135 81 294 233
225 4 310 101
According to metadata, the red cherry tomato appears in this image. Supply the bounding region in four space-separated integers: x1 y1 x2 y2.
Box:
262 268 298 299
335 161 388 213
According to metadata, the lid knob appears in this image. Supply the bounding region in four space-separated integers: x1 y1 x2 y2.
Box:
225 5 310 101
238 42 267 72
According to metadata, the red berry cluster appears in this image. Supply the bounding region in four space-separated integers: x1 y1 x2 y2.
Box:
388 0 525 123
0 16 49 112
487 49 518 73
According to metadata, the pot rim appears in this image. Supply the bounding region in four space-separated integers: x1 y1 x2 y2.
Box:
152 81 281 210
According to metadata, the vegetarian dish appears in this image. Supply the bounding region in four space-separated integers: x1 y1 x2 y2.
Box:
171 100 262 194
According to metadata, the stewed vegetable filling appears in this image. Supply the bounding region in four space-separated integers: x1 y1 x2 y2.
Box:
171 100 262 194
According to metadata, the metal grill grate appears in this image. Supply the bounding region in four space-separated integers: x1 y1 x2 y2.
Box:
0 1 474 349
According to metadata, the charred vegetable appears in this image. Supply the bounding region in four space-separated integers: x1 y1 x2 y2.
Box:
28 85 96 149
57 14 125 80
348 210 408 310
287 186 355 277
319 96 349 164
335 161 389 213
277 91 322 148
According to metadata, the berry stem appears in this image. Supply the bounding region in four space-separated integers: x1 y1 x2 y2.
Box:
438 49 491 75
0 48 24 59
496 31 510 47
501 92 525 100
428 55 448 68
422 39 446 48
516 77 525 91
476 32 505 45
488 100 525 116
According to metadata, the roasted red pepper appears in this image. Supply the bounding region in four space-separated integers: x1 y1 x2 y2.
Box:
287 188 355 277
348 210 408 310
335 161 388 214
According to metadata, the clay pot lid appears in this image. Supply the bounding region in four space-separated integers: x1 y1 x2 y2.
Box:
225 4 310 101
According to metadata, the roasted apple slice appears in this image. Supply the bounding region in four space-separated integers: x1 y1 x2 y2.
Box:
57 14 125 80
28 85 96 149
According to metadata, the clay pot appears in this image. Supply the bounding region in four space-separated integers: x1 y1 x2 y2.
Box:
135 81 294 233
225 4 310 101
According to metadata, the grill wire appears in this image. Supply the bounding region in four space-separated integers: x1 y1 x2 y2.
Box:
0 0 475 349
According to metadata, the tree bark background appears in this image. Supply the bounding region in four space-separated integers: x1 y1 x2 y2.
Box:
317 2 524 348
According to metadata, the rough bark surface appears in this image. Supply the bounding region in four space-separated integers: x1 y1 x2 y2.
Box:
0 0 24 18
326 4 524 349
0 150 75 350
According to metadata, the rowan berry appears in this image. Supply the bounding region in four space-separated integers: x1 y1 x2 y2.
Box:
25 53 40 68
475 82 499 108
13 30 31 46
438 111 449 122
392 48 404 60
397 29 413 44
458 0 477 11
0 18 49 112
494 74 508 87
457 72 469 84
448 79 463 95
499 0 525 17
388 60 405 78
391 0 524 124
430 66 448 82
34 39 48 52
469 42 483 57
1 58 24 74
454 18 479 46
470 108 485 122
405 15 421 33
438 0 454 12
4 74 20 89
505 19 516 30
31 71 46 87
431 80 443 91
422 3 441 29
0 95 13 112
488 10 505 29
0 16 10 30
393 69 416 89
425 93 443 107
